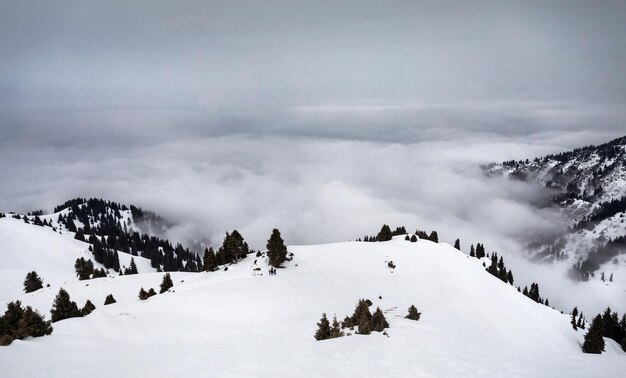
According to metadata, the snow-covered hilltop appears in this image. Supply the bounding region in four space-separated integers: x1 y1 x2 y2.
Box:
1 204 625 377
486 135 626 280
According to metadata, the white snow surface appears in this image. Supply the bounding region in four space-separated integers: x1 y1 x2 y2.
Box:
0 225 625 377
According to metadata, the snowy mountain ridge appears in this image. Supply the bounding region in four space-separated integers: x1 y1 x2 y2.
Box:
1 199 626 377
485 135 626 279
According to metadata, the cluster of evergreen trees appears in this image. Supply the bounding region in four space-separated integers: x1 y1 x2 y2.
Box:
139 273 174 300
469 243 486 259
520 283 549 305
74 257 110 279
570 307 586 331
574 196 626 231
49 288 97 323
582 307 626 354
56 198 202 273
315 299 390 340
358 225 407 242
485 252 514 285
415 230 438 243
0 301 52 346
570 236 626 280
202 229 288 271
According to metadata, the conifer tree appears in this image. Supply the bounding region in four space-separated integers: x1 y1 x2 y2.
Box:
410 235 417 243
104 294 116 305
50 288 81 322
330 315 344 339
147 288 157 297
572 307 579 330
470 244 475 257
314 313 331 340
429 231 439 243
81 300 96 316
23 271 43 293
160 273 174 294
74 257 94 280
454 239 460 250
127 258 138 275
406 305 421 321
138 288 149 300
266 228 288 268
357 314 372 335
371 307 389 332
376 224 393 242
582 315 605 354
16 306 52 339
202 247 219 271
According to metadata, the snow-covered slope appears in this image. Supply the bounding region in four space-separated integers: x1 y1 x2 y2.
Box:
0 217 154 302
1 233 624 377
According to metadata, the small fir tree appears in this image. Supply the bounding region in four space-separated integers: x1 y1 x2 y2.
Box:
104 294 116 305
81 300 96 316
23 271 43 293
330 315 344 338
314 313 331 341
159 273 174 294
138 288 149 300
454 239 460 250
405 305 422 321
371 307 389 332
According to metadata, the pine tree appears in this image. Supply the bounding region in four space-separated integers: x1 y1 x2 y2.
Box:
160 273 174 294
376 224 393 242
330 315 344 338
104 294 116 305
357 314 372 335
74 257 94 280
582 315 605 354
454 239 460 250
410 235 417 243
314 313 331 340
147 288 157 297
23 271 43 293
406 305 421 321
506 270 514 285
127 258 138 275
429 231 439 243
470 244 475 257
1 301 25 338
203 247 219 271
50 288 81 322
371 307 389 332
81 300 96 316
266 228 288 268
16 306 52 339
138 288 149 300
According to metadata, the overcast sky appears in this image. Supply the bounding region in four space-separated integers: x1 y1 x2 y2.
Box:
0 1 624 251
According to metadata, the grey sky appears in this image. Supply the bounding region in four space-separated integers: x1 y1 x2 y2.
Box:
1 0 625 146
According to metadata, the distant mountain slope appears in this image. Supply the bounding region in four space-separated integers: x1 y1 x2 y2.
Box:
1 236 624 377
486 135 626 279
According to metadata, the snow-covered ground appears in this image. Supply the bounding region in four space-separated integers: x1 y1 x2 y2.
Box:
0 220 625 377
